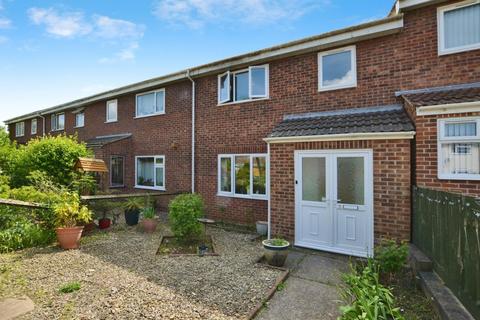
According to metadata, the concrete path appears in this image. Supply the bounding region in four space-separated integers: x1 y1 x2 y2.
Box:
257 249 350 320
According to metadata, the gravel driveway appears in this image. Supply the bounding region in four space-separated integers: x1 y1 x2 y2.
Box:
0 225 281 319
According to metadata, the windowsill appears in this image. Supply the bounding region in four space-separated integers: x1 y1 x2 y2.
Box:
438 43 480 56
31 133 37 135
134 112 165 119
105 120 117 124
74 126 85 129
51 129 64 132
15 135 24 138
109 185 125 189
217 193 267 200
135 185 166 191
318 83 357 92
217 97 269 107
438 174 480 181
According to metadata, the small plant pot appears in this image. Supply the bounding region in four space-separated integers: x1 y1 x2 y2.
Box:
262 239 290 267
56 226 84 250
98 218 111 229
256 221 268 236
124 209 140 226
142 219 158 233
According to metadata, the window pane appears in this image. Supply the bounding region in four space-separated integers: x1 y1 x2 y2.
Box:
155 91 164 113
137 93 155 116
111 157 124 186
444 3 480 49
155 167 164 187
322 50 353 87
155 157 164 165
107 102 117 121
337 157 364 205
76 113 84 127
137 158 154 186
441 142 480 174
220 157 232 192
219 73 229 102
445 122 476 137
235 156 250 195
251 67 266 97
235 72 249 101
253 156 266 195
58 114 65 129
31 120 37 133
302 157 326 202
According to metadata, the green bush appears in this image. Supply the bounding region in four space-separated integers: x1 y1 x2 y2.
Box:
9 134 91 187
0 126 16 176
168 193 204 242
339 260 405 320
375 239 409 275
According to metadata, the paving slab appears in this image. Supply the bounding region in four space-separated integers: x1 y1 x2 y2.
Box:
0 296 34 320
257 277 341 320
292 254 349 286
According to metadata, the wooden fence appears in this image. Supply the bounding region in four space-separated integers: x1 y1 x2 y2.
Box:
412 186 479 319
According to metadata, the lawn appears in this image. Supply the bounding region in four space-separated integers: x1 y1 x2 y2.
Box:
0 224 281 319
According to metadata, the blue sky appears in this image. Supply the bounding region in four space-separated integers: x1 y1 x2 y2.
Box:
0 0 393 124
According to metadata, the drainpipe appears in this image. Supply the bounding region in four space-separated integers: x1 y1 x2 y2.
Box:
267 142 271 239
38 113 46 136
186 70 195 193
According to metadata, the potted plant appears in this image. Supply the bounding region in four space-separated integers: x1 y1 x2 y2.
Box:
53 193 92 250
141 207 158 233
89 200 116 229
262 238 290 267
123 197 144 226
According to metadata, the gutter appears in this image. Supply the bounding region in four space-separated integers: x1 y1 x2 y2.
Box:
186 70 196 193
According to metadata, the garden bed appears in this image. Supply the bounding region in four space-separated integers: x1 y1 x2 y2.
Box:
157 235 218 256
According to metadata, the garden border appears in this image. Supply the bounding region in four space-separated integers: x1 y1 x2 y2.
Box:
156 235 220 257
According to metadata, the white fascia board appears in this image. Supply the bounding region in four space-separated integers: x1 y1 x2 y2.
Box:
263 131 416 144
4 16 404 125
416 101 480 116
399 0 448 11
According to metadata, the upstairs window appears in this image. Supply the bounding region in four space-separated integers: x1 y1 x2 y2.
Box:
75 112 85 128
218 65 269 104
438 1 480 55
106 100 117 123
31 119 37 135
136 89 165 117
15 122 24 137
51 113 65 131
318 46 357 91
438 118 480 180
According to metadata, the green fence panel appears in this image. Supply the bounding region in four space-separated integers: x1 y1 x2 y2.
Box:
413 186 479 319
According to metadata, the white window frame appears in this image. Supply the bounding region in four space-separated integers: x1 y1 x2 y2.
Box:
15 122 25 137
318 45 357 92
437 117 480 180
135 155 165 191
31 119 37 135
135 89 166 118
437 0 480 56
106 99 118 123
51 113 65 131
217 153 268 200
217 65 269 105
110 155 125 188
75 112 85 128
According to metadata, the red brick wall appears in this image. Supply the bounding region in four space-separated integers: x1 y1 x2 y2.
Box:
270 140 412 242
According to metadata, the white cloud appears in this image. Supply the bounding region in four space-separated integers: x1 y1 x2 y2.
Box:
153 0 326 29
27 7 92 38
94 16 145 39
0 35 8 44
0 17 10 29
98 42 139 64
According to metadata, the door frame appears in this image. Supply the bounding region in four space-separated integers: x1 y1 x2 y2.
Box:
294 149 374 257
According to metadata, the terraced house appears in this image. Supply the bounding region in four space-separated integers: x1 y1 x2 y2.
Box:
6 0 480 258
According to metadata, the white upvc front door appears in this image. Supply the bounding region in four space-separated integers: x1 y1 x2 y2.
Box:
294 150 374 257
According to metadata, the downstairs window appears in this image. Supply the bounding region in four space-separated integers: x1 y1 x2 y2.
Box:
135 156 165 190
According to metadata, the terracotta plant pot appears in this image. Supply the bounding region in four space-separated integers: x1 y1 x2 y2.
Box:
56 226 84 250
142 219 158 233
98 218 111 229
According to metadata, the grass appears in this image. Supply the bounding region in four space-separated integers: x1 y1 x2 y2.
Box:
276 282 286 291
59 282 81 294
157 235 214 255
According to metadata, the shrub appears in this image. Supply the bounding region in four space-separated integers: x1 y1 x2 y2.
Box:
375 239 409 275
53 193 92 228
168 193 204 242
141 207 155 219
339 260 405 320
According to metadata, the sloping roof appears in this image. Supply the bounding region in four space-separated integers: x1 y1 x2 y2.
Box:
85 133 132 148
267 105 414 138
74 158 108 173
396 82 480 107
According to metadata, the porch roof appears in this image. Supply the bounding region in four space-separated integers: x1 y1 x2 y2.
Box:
396 82 480 107
85 133 132 148
266 105 414 139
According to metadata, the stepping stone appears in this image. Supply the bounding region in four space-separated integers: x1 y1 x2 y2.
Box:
0 296 34 320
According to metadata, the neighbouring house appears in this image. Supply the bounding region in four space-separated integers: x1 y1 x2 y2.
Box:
5 0 480 258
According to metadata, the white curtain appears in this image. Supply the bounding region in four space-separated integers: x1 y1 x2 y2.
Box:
444 3 480 49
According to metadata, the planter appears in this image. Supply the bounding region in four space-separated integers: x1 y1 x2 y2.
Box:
98 218 111 229
256 221 268 236
142 218 158 233
124 209 140 226
262 239 290 267
56 226 84 250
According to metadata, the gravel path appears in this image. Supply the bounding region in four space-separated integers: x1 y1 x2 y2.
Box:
0 225 281 319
